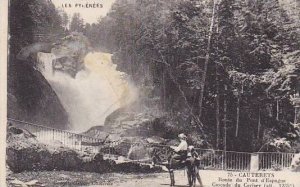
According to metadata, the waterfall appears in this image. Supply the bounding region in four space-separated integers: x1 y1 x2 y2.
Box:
37 52 55 77
37 52 137 132
127 144 134 159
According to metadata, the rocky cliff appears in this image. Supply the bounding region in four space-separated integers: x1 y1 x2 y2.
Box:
8 57 70 129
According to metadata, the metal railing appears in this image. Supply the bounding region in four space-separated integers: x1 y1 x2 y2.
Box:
257 152 295 170
194 149 251 171
7 118 296 171
8 118 105 153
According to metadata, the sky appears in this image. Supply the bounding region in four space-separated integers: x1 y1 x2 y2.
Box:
52 0 116 23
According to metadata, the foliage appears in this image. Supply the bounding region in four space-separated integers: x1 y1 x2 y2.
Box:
70 13 85 33
58 9 69 31
9 0 65 56
9 0 298 152
81 0 300 152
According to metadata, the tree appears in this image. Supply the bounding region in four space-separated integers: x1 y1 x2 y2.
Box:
70 13 85 32
83 0 300 151
9 0 64 57
59 10 69 30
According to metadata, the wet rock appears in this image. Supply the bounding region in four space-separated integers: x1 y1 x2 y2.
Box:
114 162 141 173
51 149 82 171
111 141 132 157
7 126 82 172
146 136 166 144
104 107 165 138
114 162 162 173
8 178 45 187
36 149 53 171
8 58 70 130
6 127 46 172
127 144 150 160
8 126 23 135
291 153 300 172
6 126 162 174
81 126 109 139
81 153 116 173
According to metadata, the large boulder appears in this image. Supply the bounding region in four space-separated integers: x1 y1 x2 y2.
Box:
6 126 162 174
291 153 300 172
114 162 162 173
104 107 160 138
6 126 82 172
50 149 82 171
6 126 46 172
127 144 150 160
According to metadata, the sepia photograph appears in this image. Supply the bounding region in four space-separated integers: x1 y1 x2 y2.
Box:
3 0 300 186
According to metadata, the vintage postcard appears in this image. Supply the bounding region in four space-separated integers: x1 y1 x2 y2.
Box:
2 0 300 186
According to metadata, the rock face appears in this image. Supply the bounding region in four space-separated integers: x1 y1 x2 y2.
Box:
8 57 69 129
103 107 170 139
291 153 300 172
7 126 46 172
6 126 80 172
51 32 92 77
8 32 92 130
6 126 162 174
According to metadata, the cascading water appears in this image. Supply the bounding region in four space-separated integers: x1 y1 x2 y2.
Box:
37 52 55 77
37 52 137 132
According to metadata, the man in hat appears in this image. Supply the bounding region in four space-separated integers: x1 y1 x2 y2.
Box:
167 133 189 186
169 133 188 164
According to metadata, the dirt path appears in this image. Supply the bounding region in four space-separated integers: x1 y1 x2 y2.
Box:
9 170 207 187
85 171 194 187
9 170 300 187
82 170 300 187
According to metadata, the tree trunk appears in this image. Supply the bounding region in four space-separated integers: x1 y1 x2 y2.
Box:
223 85 228 166
276 99 279 120
257 106 261 139
153 42 204 129
215 0 220 149
162 66 166 111
198 0 218 118
216 70 220 149
235 94 240 137
295 107 300 124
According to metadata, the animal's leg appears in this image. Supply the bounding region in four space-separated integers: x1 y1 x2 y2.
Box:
196 167 203 187
169 170 175 186
197 174 203 187
191 166 197 187
192 174 196 187
186 168 192 187
186 159 195 187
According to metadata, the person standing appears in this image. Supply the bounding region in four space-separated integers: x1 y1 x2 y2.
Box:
187 145 204 187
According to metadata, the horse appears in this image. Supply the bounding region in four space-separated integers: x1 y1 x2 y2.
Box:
151 146 201 187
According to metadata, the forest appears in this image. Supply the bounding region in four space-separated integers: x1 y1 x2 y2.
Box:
9 0 300 153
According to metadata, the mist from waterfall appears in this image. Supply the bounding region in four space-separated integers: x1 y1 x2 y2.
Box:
37 52 137 132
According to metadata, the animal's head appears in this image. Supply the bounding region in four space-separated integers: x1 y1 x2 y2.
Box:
188 145 195 152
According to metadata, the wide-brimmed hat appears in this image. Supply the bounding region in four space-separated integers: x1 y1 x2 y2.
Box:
178 133 187 140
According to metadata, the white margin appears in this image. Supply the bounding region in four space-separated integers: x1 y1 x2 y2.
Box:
0 0 8 186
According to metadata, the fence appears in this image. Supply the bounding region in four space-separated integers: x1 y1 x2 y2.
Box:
194 149 251 171
8 118 105 153
257 152 295 170
7 118 296 171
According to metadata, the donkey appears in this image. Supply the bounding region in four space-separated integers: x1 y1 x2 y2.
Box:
151 146 200 187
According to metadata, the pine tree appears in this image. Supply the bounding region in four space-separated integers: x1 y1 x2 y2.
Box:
70 13 85 32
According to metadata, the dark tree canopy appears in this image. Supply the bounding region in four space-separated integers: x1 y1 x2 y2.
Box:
83 0 300 152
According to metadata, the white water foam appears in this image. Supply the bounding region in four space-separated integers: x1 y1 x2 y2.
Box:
37 52 137 132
